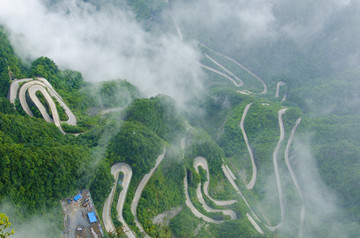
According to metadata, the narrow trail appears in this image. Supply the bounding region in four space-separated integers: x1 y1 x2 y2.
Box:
198 42 268 94
284 118 305 238
204 53 244 87
275 81 287 103
103 163 135 238
239 103 257 190
131 147 166 238
266 108 288 231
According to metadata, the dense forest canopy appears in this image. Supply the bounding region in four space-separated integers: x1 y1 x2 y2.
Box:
0 0 359 237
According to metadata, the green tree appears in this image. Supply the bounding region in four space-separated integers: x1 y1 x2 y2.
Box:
0 213 14 238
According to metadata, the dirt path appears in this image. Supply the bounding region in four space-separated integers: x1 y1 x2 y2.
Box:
267 108 288 231
103 163 135 238
239 103 257 189
131 147 166 237
284 118 305 237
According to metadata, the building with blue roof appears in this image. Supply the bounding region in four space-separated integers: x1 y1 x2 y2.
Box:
87 212 97 223
73 194 82 202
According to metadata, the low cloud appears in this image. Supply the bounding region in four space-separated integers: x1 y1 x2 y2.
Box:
172 0 353 47
0 0 205 108
0 202 62 238
290 136 352 237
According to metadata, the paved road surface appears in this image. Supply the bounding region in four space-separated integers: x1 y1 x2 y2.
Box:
198 42 268 94
221 164 264 234
239 103 257 190
275 81 287 103
204 53 244 87
131 147 166 237
266 108 288 231
103 163 135 238
28 85 54 123
184 174 223 224
8 78 32 103
199 63 243 87
193 157 237 206
195 183 237 219
284 118 305 237
12 78 76 124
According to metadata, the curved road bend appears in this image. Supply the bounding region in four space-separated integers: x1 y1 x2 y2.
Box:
195 183 237 220
184 174 223 224
37 77 77 125
27 84 65 134
193 157 237 206
239 103 257 190
8 78 32 103
18 80 76 126
199 63 243 88
204 53 244 87
102 163 135 238
221 165 264 234
198 42 268 94
28 85 55 123
221 165 261 223
284 118 305 237
131 147 166 237
266 108 288 231
275 81 287 103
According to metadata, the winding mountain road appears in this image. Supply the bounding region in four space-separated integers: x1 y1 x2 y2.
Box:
103 163 135 238
184 173 223 224
198 42 268 94
8 78 32 103
266 108 288 231
131 147 166 237
284 118 305 237
221 165 264 233
195 183 237 220
10 77 77 133
194 157 237 206
275 81 287 103
239 103 257 190
28 85 63 131
199 63 243 87
204 53 244 87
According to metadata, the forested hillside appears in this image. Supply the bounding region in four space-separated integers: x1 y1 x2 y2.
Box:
0 1 360 238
